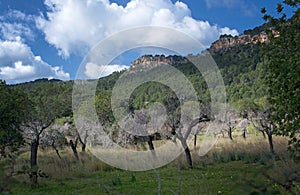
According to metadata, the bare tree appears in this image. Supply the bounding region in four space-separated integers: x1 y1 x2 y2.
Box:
118 109 160 158
61 122 79 160
22 98 60 184
250 110 275 153
193 123 207 150
164 94 210 168
236 118 248 140
174 115 209 168
218 107 239 141
40 125 67 159
227 121 235 140
23 117 53 183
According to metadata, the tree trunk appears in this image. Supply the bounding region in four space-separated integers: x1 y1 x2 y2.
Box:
147 135 156 159
228 127 233 141
242 128 246 140
70 140 79 160
181 139 192 168
77 136 86 153
81 143 86 153
267 131 274 154
30 139 39 184
51 142 61 159
184 147 193 169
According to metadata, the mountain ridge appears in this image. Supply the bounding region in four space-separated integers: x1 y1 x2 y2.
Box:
129 23 275 68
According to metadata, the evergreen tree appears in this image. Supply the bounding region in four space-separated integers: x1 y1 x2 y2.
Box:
262 1 300 158
0 80 27 157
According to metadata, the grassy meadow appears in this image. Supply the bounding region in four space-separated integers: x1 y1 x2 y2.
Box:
1 134 299 194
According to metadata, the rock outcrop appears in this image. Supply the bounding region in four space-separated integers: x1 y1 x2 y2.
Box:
208 32 272 54
130 55 189 70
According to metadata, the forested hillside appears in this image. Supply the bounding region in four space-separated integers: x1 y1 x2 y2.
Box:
10 29 266 125
0 4 300 191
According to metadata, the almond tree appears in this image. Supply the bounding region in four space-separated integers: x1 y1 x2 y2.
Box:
22 101 54 184
251 109 275 153
223 110 239 141
40 125 67 159
23 95 63 183
164 94 209 168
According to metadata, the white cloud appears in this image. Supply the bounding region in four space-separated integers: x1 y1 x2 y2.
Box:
0 10 35 42
36 0 239 57
0 39 70 84
85 62 127 79
0 22 34 41
220 27 239 36
0 61 35 79
5 10 29 21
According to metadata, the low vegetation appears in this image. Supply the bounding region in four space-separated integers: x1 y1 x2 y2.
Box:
1 135 299 194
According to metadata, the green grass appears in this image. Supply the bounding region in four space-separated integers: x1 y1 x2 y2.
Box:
2 136 300 194
9 161 298 194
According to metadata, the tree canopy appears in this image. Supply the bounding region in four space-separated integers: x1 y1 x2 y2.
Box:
0 80 28 157
262 1 300 158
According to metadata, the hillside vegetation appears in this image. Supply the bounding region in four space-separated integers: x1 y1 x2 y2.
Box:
0 2 299 193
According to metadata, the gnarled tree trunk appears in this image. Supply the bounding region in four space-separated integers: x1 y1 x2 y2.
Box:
194 134 197 150
180 139 192 168
51 141 61 159
228 127 233 141
30 138 39 184
70 140 79 160
147 135 156 159
267 130 274 154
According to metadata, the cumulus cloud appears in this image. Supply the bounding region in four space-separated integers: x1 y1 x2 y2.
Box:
0 22 34 41
0 10 34 42
85 62 127 79
36 0 239 58
0 39 70 84
220 27 240 36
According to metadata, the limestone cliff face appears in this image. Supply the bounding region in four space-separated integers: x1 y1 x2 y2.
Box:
129 29 278 69
130 55 188 70
209 32 277 54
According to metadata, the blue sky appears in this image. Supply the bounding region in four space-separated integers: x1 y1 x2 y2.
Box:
0 0 289 84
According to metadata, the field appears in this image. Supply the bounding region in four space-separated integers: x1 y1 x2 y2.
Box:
2 135 300 194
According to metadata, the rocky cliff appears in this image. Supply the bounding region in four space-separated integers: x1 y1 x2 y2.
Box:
209 30 279 54
130 55 189 70
130 26 278 68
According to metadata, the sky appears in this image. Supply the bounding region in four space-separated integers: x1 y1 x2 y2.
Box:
0 0 289 84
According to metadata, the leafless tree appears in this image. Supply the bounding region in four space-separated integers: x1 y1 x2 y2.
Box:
40 125 67 159
118 108 162 158
22 116 53 183
192 123 207 150
250 110 275 153
177 115 210 168
236 118 249 140
164 95 210 168
226 121 234 140
224 110 239 141
22 97 62 184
